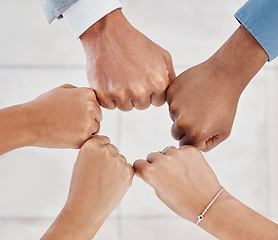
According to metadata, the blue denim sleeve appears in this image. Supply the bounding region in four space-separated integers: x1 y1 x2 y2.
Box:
235 0 278 62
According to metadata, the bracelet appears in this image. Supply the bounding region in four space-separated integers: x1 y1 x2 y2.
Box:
196 187 225 225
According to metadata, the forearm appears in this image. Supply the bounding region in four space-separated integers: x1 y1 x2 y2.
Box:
208 24 268 96
41 204 104 240
0 104 35 155
200 190 278 239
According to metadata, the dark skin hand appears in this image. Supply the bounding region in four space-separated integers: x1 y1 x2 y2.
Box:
167 25 268 151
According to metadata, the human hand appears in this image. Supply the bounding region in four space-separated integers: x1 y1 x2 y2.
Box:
24 84 102 149
167 61 239 152
134 146 222 223
80 9 176 111
167 25 268 151
42 136 134 240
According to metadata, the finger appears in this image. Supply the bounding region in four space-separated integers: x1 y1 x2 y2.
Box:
162 146 177 156
171 122 185 140
60 84 77 89
167 62 176 83
115 99 134 112
91 119 101 135
146 152 163 163
88 104 102 127
118 153 127 163
164 51 176 83
94 91 116 110
132 96 151 110
126 163 135 185
109 90 134 112
80 87 98 102
151 92 166 107
150 72 169 107
199 132 229 152
92 103 103 123
92 135 110 145
107 144 119 154
179 132 207 148
133 159 151 178
126 163 135 179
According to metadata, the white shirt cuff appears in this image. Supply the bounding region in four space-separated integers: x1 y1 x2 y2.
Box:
63 0 122 38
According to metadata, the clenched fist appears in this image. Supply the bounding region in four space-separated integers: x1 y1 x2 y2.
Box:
134 146 222 223
80 9 176 111
25 84 102 149
167 25 268 151
42 136 134 240
134 146 278 240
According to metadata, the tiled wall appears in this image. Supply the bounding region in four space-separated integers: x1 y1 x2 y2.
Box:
0 0 277 239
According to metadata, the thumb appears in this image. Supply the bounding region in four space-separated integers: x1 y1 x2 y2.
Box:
60 84 77 89
133 159 151 180
166 55 176 83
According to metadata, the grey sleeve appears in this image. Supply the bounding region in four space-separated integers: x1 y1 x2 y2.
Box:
39 0 80 23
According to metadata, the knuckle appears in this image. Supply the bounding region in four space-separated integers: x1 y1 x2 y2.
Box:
84 101 94 111
126 165 135 178
153 76 168 91
166 83 176 102
175 116 186 130
81 138 96 150
224 129 232 138
132 86 147 99
80 125 92 140
109 89 126 102
92 123 100 135
190 128 208 143
93 135 111 144
164 49 170 57
168 101 179 116
183 145 201 155
141 165 154 178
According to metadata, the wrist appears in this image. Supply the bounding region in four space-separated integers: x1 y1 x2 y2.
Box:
80 8 129 49
208 25 268 95
14 104 37 148
197 190 236 238
20 102 41 147
42 204 105 240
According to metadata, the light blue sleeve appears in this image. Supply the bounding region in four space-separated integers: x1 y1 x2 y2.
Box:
235 0 278 62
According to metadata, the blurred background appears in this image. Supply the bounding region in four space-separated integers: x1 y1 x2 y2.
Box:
0 0 278 239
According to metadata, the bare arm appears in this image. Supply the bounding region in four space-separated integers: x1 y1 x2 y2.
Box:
167 25 268 151
41 136 134 240
0 104 34 155
0 84 102 155
201 190 278 239
134 146 278 239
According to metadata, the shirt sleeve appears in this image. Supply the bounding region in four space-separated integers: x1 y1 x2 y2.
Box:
235 0 278 62
62 0 122 38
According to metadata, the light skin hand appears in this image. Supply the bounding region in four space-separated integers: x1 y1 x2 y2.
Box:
80 8 176 111
134 146 278 239
41 135 134 240
167 25 268 151
134 146 222 222
0 84 102 155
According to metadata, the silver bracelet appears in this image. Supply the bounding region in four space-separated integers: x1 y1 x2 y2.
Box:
196 187 225 225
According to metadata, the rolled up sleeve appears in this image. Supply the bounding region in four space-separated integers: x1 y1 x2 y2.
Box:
235 0 278 61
